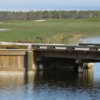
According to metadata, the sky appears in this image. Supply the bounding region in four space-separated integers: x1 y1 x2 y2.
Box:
0 0 100 11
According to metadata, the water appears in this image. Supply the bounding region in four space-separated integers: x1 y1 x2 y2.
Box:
80 35 100 44
0 69 99 100
0 36 100 100
0 70 94 100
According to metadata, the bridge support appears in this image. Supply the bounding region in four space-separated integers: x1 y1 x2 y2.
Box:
74 63 83 73
27 51 36 71
75 59 84 73
78 64 84 73
32 51 37 71
75 62 94 73
38 63 44 70
75 63 94 73
87 63 94 70
27 51 33 71
74 59 94 73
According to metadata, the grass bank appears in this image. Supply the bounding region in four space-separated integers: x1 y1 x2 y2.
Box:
0 18 100 43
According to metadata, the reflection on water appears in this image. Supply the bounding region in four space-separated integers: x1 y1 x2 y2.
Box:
0 69 100 100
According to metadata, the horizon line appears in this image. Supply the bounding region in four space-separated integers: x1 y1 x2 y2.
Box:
0 9 100 12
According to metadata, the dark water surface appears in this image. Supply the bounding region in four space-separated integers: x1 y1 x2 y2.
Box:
0 67 100 100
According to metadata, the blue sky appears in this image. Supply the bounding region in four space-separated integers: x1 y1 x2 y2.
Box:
0 0 100 11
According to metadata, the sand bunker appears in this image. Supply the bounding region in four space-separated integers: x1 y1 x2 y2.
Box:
0 29 10 31
35 20 45 22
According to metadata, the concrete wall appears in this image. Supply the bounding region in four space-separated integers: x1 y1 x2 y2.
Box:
0 55 25 71
0 50 32 71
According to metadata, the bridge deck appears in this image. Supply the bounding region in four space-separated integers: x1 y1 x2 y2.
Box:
32 43 100 62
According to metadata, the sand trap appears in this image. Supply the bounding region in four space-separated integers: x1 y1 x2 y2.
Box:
35 20 45 22
0 29 10 31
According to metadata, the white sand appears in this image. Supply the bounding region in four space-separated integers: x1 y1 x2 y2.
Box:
0 29 10 31
35 20 45 22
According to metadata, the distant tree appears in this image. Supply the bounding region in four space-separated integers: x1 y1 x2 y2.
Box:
0 10 100 21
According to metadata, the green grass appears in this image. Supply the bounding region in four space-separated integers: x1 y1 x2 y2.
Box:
0 45 28 49
0 18 100 43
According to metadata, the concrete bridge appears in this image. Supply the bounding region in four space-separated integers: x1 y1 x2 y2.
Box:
0 42 100 72
32 43 100 72
32 43 100 61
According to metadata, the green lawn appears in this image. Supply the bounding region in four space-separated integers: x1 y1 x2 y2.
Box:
0 18 100 43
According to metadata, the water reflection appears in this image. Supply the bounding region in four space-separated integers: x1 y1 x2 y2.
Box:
0 69 99 100
0 72 35 100
34 70 94 89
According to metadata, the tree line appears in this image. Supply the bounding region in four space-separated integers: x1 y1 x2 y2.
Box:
0 10 100 21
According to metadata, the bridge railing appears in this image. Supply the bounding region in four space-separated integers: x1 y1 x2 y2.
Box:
79 43 100 47
32 44 100 51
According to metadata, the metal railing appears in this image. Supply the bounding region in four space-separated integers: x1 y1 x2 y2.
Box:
32 44 100 51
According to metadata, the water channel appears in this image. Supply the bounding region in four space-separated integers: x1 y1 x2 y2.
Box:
0 36 100 100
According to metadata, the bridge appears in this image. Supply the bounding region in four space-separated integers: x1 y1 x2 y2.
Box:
31 43 100 72
32 43 100 61
0 42 100 72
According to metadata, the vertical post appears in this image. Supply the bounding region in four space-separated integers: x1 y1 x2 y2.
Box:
29 9 32 20
40 9 42 20
59 9 62 19
27 51 33 71
33 50 37 71
89 13 92 18
19 9 22 21
24 13 26 21
87 63 94 87
48 11 51 19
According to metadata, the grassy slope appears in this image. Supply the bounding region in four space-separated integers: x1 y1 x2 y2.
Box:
0 18 100 43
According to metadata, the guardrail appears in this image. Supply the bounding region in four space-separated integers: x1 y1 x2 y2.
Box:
32 44 100 51
79 43 100 47
1 42 100 51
